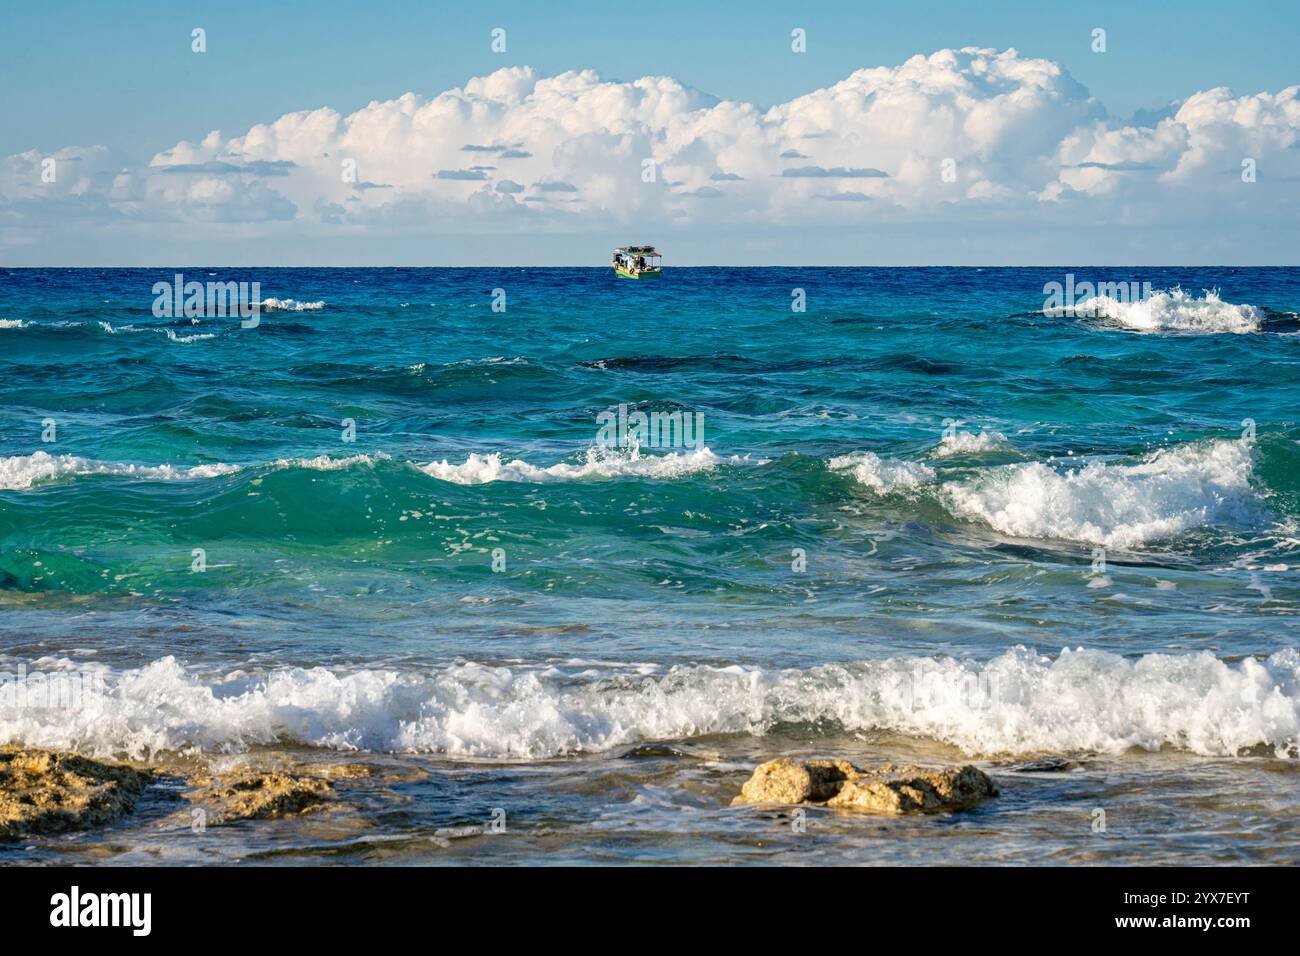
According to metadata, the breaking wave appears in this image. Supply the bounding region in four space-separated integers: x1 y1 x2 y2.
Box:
420 445 740 485
0 452 241 491
2 447 744 491
828 451 935 494
270 452 392 472
160 328 216 343
941 439 1259 548
256 298 326 312
3 647 1296 760
1077 287 1263 334
0 452 406 490
834 438 1264 548
932 429 1012 458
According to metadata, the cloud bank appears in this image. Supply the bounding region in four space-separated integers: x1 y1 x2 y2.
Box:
3 48 1298 263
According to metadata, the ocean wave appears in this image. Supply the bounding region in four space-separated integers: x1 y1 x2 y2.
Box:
270 452 392 472
91 321 218 342
97 321 139 334
420 445 737 485
1077 287 1263 334
3 647 1296 760
0 319 212 341
0 452 241 491
0 447 732 491
159 328 216 343
932 429 1012 458
256 298 326 312
941 439 1258 549
828 451 935 494
834 439 1262 548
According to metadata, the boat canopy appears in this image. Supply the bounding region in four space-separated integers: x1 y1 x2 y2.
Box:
616 245 660 255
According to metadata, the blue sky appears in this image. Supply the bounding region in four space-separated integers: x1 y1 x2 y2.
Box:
2 0 1299 264
5 0 1299 156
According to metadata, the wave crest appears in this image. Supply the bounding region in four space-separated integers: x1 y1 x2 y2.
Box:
835 439 1261 548
1077 287 1263 334
420 445 734 485
0 452 240 491
828 452 935 494
932 429 1012 458
256 298 325 312
942 439 1258 548
3 648 1296 760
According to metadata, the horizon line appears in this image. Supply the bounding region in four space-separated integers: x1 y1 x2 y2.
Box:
6 263 1299 270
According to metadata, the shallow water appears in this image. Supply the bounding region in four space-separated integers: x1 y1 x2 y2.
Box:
2 267 1298 864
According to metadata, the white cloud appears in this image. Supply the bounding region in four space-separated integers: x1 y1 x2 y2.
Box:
3 48 1298 259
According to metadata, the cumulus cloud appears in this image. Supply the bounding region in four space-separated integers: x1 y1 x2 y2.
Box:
1043 85 1300 199
3 47 1298 256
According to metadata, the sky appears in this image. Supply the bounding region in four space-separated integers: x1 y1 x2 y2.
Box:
2 0 1298 265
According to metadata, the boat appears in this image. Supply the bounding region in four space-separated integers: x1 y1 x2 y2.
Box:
612 245 663 279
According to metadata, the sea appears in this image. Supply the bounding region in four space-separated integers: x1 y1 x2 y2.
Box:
1 266 1298 864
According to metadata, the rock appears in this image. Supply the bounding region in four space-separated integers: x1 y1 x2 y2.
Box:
0 748 150 840
731 757 859 805
312 763 377 780
826 765 997 814
733 757 996 814
1006 757 1082 774
186 769 333 824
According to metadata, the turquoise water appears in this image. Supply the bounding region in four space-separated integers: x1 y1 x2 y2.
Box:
2 267 1299 864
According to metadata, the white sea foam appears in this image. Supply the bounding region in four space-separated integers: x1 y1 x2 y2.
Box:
1077 287 1263 334
932 430 1011 458
2 648 1296 760
90 321 216 341
834 439 1260 548
0 319 27 329
0 452 241 490
97 321 139 334
941 439 1258 548
420 445 735 485
159 329 216 343
828 451 936 494
256 298 326 312
271 452 392 471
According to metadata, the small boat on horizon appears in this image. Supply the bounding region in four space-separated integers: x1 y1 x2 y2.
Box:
612 245 663 279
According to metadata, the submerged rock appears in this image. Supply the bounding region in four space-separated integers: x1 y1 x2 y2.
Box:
733 757 996 814
1005 757 1083 774
186 769 334 824
0 748 150 840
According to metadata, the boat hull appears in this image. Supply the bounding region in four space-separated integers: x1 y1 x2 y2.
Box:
615 265 662 279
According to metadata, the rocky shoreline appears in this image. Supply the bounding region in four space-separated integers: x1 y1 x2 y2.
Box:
0 749 152 840
2 746 998 844
0 747 396 841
